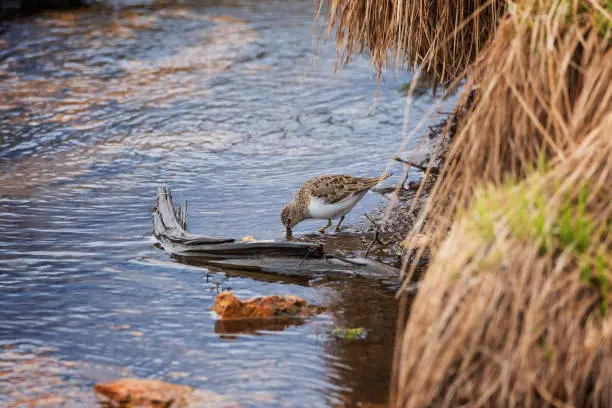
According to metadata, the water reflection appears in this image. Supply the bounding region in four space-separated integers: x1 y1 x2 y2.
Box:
322 280 398 407
214 317 307 335
0 0 456 405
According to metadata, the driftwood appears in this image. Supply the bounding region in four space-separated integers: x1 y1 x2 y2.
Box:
152 186 400 281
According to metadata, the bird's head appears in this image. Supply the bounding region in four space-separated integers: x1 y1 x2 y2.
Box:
281 203 301 233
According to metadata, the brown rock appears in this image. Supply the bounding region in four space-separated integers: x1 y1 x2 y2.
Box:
213 291 322 320
93 378 235 407
94 379 192 407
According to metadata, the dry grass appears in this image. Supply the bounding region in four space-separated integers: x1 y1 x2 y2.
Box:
392 1 612 406
315 0 503 85
403 0 612 278
394 123 612 406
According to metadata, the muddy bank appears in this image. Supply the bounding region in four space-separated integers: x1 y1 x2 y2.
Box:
358 118 452 257
359 87 473 260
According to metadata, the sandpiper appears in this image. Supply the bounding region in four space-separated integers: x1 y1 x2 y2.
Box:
281 173 392 234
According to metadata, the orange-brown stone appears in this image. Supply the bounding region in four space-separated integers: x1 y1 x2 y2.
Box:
94 379 192 407
213 291 321 320
93 378 234 407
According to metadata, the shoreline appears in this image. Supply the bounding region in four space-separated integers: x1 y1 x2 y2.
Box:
358 117 452 257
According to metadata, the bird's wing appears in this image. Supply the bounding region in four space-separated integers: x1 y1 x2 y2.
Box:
305 174 391 204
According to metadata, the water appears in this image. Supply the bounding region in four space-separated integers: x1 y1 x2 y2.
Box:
0 0 455 406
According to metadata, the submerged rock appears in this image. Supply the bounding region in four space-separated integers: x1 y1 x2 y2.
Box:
213 291 322 320
94 379 233 407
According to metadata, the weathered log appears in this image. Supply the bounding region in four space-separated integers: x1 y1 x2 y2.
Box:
153 187 235 246
152 185 400 281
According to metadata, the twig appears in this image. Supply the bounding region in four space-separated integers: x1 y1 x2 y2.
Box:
325 254 367 267
364 214 385 258
399 166 411 190
324 254 370 278
392 156 431 173
297 246 317 269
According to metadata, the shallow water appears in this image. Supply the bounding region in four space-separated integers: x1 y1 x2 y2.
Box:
0 0 455 406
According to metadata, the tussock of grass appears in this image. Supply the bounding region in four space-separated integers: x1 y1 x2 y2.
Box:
393 1 612 405
404 0 611 273
395 128 612 406
315 0 503 85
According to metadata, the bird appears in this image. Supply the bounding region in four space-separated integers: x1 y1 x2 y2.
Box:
281 173 392 234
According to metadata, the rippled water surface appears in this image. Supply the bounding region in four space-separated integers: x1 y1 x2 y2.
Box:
0 1 455 406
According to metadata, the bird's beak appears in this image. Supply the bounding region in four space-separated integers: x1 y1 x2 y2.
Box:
285 226 293 239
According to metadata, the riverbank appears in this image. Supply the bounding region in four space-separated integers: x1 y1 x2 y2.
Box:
318 0 611 405
360 103 465 261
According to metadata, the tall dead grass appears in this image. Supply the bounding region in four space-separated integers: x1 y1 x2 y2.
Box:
394 120 612 406
403 0 612 277
315 0 503 84
393 0 612 406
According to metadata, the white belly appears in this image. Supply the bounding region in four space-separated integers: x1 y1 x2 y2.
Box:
307 192 367 220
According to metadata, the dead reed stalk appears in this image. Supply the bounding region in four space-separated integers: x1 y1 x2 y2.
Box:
395 116 612 407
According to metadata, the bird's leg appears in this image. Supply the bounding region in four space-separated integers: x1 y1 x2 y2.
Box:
319 219 332 233
334 216 345 232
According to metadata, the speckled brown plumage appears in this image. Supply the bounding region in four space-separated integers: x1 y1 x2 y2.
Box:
297 174 391 204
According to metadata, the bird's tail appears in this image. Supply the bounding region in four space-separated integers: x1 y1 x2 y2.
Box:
362 172 392 188
379 172 392 182
372 172 392 184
